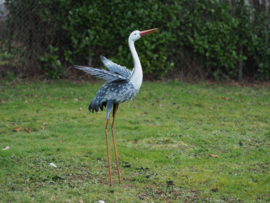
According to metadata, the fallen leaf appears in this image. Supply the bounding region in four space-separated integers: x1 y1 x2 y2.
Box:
79 107 82 111
58 140 63 143
40 126 45 130
74 98 78 101
20 109 24 112
43 123 47 126
79 201 83 203
209 154 218 158
25 128 32 133
11 122 17 125
14 126 21 132
2 146 10 150
133 139 138 144
63 96 66 100
25 100 28 103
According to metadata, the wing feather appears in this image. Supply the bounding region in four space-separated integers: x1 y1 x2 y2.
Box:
100 55 133 78
74 65 128 83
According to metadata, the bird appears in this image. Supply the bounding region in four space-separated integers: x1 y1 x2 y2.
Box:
74 28 158 186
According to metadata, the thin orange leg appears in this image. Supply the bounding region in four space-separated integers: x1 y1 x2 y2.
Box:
112 103 121 184
105 115 113 186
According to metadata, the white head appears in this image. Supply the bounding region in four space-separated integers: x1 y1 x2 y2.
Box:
128 28 158 42
129 30 141 42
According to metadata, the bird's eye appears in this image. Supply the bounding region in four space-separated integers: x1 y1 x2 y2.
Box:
134 34 136 35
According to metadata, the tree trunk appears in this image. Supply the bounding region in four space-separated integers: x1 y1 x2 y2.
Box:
238 46 243 82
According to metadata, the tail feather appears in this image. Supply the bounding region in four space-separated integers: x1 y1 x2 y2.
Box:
89 101 107 113
99 102 106 111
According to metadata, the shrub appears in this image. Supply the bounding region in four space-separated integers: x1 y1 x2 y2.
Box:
3 0 270 80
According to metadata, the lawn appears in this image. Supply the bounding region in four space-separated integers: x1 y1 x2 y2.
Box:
0 80 269 202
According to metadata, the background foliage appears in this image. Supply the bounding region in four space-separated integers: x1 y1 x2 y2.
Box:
1 0 270 80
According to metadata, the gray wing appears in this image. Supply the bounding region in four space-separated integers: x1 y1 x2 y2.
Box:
100 55 133 78
74 65 128 83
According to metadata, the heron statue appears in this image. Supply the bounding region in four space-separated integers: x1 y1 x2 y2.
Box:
75 28 158 186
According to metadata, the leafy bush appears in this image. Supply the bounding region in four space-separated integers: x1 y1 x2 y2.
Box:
4 71 15 81
247 12 270 80
58 0 270 80
3 0 270 80
169 0 269 80
40 45 63 79
61 0 177 78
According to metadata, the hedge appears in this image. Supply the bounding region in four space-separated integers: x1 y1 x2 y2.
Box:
4 0 270 80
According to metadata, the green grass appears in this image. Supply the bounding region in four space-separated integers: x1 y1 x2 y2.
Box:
0 80 270 202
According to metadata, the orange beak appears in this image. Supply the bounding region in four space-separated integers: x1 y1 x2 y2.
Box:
140 28 158 36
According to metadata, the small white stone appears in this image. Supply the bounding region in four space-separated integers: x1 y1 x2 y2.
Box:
2 146 10 150
49 163 57 168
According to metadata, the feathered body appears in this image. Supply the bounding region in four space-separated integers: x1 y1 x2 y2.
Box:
89 80 139 112
75 30 146 119
75 55 139 118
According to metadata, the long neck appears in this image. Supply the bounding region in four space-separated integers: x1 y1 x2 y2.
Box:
129 39 143 90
